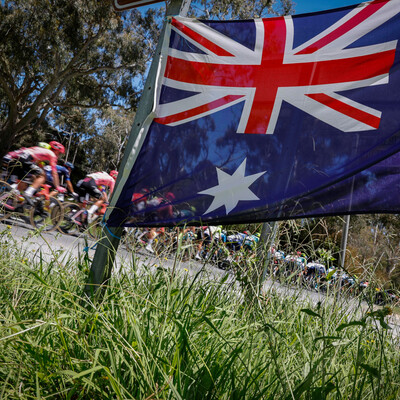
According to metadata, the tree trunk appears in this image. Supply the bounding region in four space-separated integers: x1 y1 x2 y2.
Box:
0 127 17 159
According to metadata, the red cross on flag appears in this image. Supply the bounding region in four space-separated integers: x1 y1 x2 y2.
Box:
155 0 397 134
112 0 163 11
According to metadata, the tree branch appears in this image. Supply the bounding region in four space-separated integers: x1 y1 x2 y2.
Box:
51 101 119 109
61 30 104 74
14 29 107 134
73 63 138 76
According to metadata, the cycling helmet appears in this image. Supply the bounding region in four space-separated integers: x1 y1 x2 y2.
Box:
38 142 51 149
65 161 74 170
109 170 118 179
49 141 65 154
165 192 175 201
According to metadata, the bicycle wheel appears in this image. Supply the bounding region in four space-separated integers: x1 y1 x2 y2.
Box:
30 196 64 231
0 180 17 222
58 202 81 235
87 216 104 240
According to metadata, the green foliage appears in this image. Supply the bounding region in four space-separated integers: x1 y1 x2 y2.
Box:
194 0 295 19
0 0 161 158
0 228 399 399
347 215 400 287
269 216 400 289
276 218 341 260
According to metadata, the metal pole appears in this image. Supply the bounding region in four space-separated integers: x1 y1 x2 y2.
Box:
85 0 192 298
340 214 350 269
339 136 357 271
253 221 278 295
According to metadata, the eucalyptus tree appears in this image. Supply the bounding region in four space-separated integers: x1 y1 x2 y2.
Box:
81 107 134 173
194 0 294 18
0 0 160 158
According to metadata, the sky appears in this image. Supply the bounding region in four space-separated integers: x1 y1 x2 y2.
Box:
293 0 365 13
135 0 364 15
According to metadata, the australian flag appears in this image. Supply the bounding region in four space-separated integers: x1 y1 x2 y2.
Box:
107 0 400 227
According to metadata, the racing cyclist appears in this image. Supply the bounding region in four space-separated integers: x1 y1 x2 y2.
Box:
3 141 67 202
74 170 118 226
44 160 77 199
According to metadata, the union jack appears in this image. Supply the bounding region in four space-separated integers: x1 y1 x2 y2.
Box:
154 0 400 134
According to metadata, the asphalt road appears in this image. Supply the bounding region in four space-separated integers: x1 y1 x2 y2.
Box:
2 219 400 336
0 218 227 277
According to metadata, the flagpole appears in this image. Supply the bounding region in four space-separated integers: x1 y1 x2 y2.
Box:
339 134 358 271
339 214 350 269
253 221 278 296
85 0 192 298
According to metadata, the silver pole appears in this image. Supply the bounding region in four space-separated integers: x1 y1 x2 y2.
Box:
340 214 350 269
254 221 278 295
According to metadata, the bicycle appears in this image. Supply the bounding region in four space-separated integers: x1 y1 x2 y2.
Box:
30 184 64 231
0 180 19 221
58 198 107 238
122 226 178 258
58 201 81 235
0 180 63 231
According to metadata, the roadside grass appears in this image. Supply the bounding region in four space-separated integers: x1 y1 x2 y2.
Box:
0 226 400 399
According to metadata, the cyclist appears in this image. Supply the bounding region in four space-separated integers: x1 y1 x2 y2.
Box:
131 188 150 213
44 160 77 197
74 170 118 226
177 226 196 260
3 141 67 201
142 226 165 254
243 231 260 252
145 191 175 252
226 231 246 252
157 192 175 221
195 225 221 260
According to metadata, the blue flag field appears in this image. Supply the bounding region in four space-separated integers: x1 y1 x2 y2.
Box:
107 0 400 227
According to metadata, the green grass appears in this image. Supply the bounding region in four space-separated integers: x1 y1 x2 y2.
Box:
0 226 399 399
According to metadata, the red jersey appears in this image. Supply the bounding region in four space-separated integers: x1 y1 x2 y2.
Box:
132 192 147 204
87 172 115 194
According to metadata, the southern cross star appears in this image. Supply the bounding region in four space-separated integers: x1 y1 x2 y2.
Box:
198 158 266 215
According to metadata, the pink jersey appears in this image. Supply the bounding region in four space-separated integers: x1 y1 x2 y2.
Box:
7 148 28 158
8 146 58 173
28 147 58 171
88 172 115 193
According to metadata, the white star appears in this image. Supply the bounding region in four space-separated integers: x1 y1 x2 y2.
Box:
198 158 266 215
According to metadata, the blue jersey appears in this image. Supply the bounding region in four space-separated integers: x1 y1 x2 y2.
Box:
44 165 71 183
226 233 246 245
243 234 259 250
